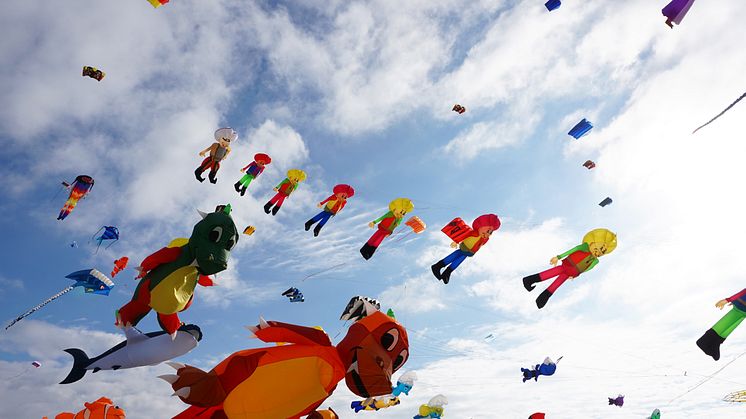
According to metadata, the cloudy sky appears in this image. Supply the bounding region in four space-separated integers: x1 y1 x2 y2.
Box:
1 0 745 418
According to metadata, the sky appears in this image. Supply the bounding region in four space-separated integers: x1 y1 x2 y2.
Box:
1 0 745 418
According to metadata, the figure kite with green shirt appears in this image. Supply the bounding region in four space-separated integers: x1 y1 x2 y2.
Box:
696 287 746 361
360 198 413 260
263 169 306 216
522 228 617 309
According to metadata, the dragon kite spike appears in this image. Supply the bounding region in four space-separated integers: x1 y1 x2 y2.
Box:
197 209 209 219
340 296 382 322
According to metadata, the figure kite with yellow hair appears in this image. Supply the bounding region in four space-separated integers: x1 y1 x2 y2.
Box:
264 169 307 216
522 228 617 309
360 198 414 260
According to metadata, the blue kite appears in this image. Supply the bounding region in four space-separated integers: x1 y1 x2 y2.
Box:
92 226 120 253
521 356 561 382
545 0 561 11
282 287 304 303
4 269 114 330
599 197 613 207
568 118 593 139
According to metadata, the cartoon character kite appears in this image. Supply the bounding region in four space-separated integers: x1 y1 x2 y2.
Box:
195 128 237 184
305 184 355 236
432 214 500 284
234 153 271 196
264 169 307 216
360 198 414 260
521 356 561 382
351 370 416 413
523 228 617 308
413 394 448 419
696 287 746 361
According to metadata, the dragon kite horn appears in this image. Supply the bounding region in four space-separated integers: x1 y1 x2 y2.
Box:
340 296 381 322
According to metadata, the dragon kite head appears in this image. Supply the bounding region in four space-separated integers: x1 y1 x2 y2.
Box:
336 296 409 398
191 204 239 275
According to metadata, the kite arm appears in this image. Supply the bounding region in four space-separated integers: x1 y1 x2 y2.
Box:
371 211 393 224
197 275 215 287
726 288 746 302
247 319 332 346
137 246 182 278
556 244 587 260
319 195 335 206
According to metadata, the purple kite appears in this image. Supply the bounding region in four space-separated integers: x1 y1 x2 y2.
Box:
662 0 695 28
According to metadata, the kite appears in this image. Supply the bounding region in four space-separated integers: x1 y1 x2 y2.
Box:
234 153 271 196
484 333 496 342
57 175 94 220
648 408 661 419
432 214 500 284
60 324 202 384
351 370 416 413
545 0 561 11
599 197 613 207
195 128 237 184
32 361 41 368
264 169 307 216
662 0 695 28
70 241 78 248
404 216 426 234
308 409 339 419
724 390 746 402
92 226 120 253
148 0 169 8
115 205 238 336
568 118 593 139
162 296 409 419
583 160 596 169
414 394 448 419
529 414 546 419
305 184 355 236
696 287 746 361
608 395 624 407
452 104 466 114
243 226 255 236
111 257 129 278
523 228 617 308
521 356 561 382
692 92 746 134
282 287 304 303
5 269 113 330
82 66 105 81
43 397 125 419
360 198 414 260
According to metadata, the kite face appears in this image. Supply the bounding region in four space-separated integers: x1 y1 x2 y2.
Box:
583 228 617 257
190 207 238 275
337 311 409 397
388 198 414 218
287 169 307 184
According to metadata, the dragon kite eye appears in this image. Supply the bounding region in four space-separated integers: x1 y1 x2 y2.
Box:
209 226 223 243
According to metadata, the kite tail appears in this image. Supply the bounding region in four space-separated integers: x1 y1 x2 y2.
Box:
59 348 91 384
4 286 75 330
172 405 225 419
693 91 746 134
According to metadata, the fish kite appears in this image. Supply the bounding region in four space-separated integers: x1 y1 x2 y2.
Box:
111 257 129 278
43 397 125 419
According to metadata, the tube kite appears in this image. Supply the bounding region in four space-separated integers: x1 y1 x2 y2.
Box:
360 198 414 260
432 214 500 284
696 287 746 361
57 175 94 220
523 228 617 308
305 184 354 236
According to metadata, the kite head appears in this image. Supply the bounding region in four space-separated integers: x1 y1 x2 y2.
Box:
214 127 237 148
180 324 203 342
472 214 500 240
287 169 307 184
337 296 409 398
388 198 414 219
254 153 271 167
191 205 238 275
583 228 617 257
333 184 355 200
393 371 417 395
82 397 125 419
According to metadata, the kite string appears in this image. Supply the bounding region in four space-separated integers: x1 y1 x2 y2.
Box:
4 286 75 330
666 350 746 405
692 91 746 134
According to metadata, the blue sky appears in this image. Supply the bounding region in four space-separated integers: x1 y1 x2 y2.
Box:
1 1 746 418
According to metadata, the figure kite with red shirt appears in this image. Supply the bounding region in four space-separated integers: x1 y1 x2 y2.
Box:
360 198 414 260
304 184 355 236
696 287 746 361
522 228 617 309
234 153 271 196
431 214 501 284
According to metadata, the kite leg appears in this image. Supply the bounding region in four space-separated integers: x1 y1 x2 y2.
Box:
360 229 389 260
264 193 286 215
157 312 182 336
116 280 153 328
194 157 214 183
714 307 746 338
208 161 221 184
436 249 471 284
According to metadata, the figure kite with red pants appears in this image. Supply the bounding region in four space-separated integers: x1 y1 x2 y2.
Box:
194 128 236 184
360 198 413 260
431 214 500 284
263 169 307 216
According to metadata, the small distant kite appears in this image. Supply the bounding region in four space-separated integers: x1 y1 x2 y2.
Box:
70 241 78 248
92 226 120 253
529 414 546 419
452 104 466 114
568 118 593 139
4 269 114 330
724 390 746 402
243 225 256 236
147 0 169 7
484 333 496 342
599 197 613 207
545 0 561 11
608 394 624 407
32 361 41 368
111 257 129 278
662 0 695 28
692 92 746 134
404 216 426 234
282 287 304 303
57 175 94 220
648 408 661 419
82 66 105 81
583 160 596 170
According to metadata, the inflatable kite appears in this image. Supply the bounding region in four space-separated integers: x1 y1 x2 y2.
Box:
693 91 746 134
523 228 617 308
521 356 561 382
60 324 201 384
545 0 561 11
583 160 596 170
432 214 500 284
529 414 546 419
43 397 125 419
599 197 613 207
57 175 94 220
608 395 624 407
92 226 120 253
82 66 105 81
115 205 237 336
351 370 416 412
195 128 236 184
111 257 129 278
234 153 271 196
452 104 466 114
5 269 113 330
360 198 414 260
308 409 339 419
148 0 169 8
662 0 695 28
282 287 304 303
305 184 355 236
696 287 746 361
648 408 661 419
264 169 307 216
568 119 593 139
243 226 255 236
162 296 409 419
414 394 448 419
